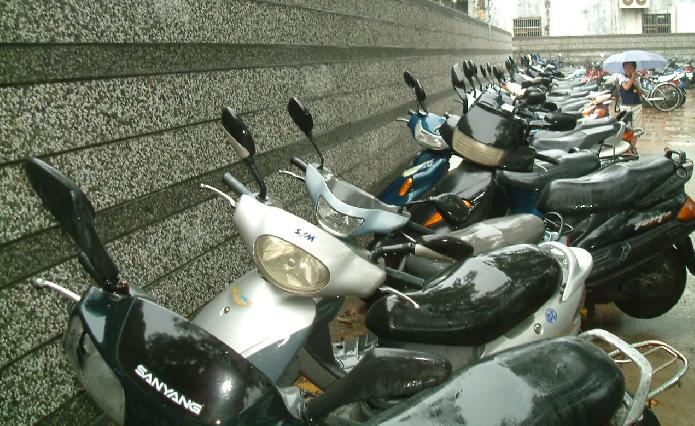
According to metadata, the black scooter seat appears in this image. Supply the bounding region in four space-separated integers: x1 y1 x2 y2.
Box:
559 99 589 112
531 123 620 151
533 117 616 141
498 151 600 191
366 244 562 346
372 337 625 426
538 156 676 213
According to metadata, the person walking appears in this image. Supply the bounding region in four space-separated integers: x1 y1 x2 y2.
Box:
618 61 644 134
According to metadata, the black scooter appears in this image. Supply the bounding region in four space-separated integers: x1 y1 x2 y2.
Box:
538 149 695 318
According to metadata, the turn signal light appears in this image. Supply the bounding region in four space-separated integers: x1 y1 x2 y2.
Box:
424 212 443 228
399 177 413 197
677 196 695 221
623 129 636 143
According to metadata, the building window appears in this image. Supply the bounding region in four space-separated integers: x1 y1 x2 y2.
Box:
513 17 542 37
642 13 671 33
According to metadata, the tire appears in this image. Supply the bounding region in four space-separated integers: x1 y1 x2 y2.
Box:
650 83 681 112
678 86 687 107
615 249 686 318
635 408 660 426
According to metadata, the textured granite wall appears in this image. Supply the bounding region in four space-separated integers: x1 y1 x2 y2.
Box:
0 1 511 423
513 33 695 65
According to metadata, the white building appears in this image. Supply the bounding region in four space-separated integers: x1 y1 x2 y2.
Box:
476 0 695 36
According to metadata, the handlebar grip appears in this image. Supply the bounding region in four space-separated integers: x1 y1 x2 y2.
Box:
535 152 559 165
223 172 254 197
407 221 435 235
290 157 308 172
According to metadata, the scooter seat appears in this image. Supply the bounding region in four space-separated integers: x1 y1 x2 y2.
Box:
371 337 625 426
498 151 600 191
531 124 620 151
534 117 616 138
366 244 562 346
558 99 588 112
538 156 676 214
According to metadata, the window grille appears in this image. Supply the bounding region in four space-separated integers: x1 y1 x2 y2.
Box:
642 13 671 34
514 17 542 37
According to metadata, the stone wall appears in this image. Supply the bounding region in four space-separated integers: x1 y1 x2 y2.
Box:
0 1 511 423
513 33 695 65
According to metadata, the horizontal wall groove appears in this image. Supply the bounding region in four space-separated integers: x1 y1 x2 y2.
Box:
0 44 510 87
0 86 456 290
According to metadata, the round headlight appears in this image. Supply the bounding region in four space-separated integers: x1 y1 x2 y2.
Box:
315 196 364 238
254 235 330 294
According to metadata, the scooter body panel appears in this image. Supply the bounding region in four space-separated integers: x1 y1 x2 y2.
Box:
233 195 387 297
403 213 546 277
191 270 316 383
407 160 502 231
75 287 294 425
377 150 450 206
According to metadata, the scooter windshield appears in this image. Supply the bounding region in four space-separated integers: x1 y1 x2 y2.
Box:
305 164 410 237
452 93 533 171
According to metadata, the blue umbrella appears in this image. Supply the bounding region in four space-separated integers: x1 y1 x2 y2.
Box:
602 50 667 73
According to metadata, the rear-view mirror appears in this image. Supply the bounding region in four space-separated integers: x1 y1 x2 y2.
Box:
25 158 121 289
288 97 315 138
222 107 256 159
432 193 471 225
303 348 451 421
417 235 474 261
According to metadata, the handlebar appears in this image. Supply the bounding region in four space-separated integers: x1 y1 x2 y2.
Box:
535 152 560 165
223 172 254 197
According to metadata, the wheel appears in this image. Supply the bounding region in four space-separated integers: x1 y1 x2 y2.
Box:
650 83 681 112
678 86 687 107
635 408 660 426
615 249 686 318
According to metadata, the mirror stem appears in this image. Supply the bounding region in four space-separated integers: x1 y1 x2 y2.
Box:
245 157 268 200
307 135 325 169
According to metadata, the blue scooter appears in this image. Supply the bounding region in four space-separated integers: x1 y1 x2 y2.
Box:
377 71 456 206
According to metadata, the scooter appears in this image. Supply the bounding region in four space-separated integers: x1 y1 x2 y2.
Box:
538 149 695 318
201 104 687 426
27 131 686 426
270 98 589 370
376 71 458 206
19 158 481 425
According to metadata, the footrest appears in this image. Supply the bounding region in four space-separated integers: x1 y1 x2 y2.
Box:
332 333 379 372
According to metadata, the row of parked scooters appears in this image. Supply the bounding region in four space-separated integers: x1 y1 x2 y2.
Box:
28 53 692 424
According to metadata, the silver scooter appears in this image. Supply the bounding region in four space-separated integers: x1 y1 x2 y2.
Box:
197 106 589 386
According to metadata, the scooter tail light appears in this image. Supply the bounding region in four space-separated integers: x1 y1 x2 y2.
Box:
423 212 443 228
399 177 413 197
677 196 695 221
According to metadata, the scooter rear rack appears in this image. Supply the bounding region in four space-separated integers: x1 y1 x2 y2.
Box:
581 329 688 426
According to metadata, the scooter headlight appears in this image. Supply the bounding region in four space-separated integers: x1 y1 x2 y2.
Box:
254 235 330 294
315 196 364 238
64 315 126 425
414 121 447 151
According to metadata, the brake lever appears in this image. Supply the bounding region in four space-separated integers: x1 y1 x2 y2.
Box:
279 170 306 182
